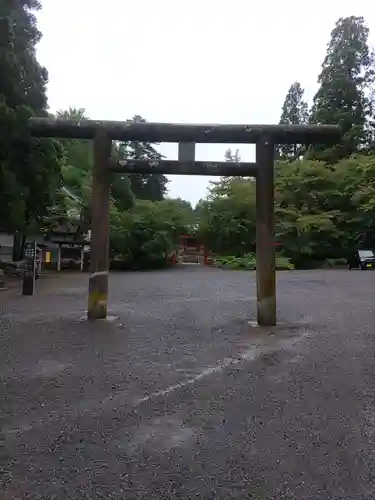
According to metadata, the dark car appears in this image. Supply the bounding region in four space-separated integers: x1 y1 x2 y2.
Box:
347 249 375 270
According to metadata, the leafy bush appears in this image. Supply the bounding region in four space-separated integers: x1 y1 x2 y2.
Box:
198 156 375 267
110 199 191 270
212 255 252 270
212 253 294 270
275 256 295 270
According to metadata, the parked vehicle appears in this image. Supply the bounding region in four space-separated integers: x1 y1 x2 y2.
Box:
347 249 375 270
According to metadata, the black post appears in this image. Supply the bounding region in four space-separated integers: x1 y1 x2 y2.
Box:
255 136 276 326
22 241 36 296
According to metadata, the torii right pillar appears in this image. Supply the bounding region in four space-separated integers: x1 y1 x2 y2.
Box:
256 136 276 326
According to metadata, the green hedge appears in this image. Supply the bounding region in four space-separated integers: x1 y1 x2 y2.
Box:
212 253 294 270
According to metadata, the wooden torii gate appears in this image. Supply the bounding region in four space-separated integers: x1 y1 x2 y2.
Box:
28 118 341 326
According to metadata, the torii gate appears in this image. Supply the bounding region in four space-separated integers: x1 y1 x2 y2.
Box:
28 118 341 326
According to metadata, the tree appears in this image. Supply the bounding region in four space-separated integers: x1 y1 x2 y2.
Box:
117 115 169 201
278 82 309 159
366 77 375 152
110 174 135 212
198 177 257 256
309 16 374 162
55 112 168 213
159 198 195 232
57 108 135 215
0 0 63 237
110 199 188 269
57 108 92 199
209 148 245 194
274 159 346 265
197 153 375 267
224 148 241 163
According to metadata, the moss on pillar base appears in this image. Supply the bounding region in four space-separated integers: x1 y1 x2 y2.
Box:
87 272 108 320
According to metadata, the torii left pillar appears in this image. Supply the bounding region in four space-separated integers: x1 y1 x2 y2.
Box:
87 131 111 320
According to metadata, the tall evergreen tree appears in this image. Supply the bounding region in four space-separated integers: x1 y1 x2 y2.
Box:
0 0 63 234
366 81 375 152
118 115 168 201
278 81 309 160
309 16 374 162
224 148 241 163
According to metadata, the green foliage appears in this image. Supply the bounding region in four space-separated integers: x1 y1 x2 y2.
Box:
275 256 295 270
200 154 375 268
309 16 374 161
278 82 309 159
57 107 135 216
42 108 184 270
56 111 168 228
5 9 375 275
54 109 172 237
116 115 168 202
110 198 192 269
0 1 64 233
198 178 256 256
212 253 294 271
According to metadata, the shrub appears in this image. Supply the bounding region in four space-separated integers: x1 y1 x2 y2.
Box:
212 253 294 270
275 255 295 270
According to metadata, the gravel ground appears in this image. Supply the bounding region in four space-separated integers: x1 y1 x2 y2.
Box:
1 266 375 499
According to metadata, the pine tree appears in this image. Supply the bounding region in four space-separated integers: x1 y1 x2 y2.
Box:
278 82 309 159
224 148 241 163
210 148 243 192
309 16 374 162
366 81 375 152
118 115 168 201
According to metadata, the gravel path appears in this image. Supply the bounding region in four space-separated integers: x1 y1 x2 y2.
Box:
1 266 375 499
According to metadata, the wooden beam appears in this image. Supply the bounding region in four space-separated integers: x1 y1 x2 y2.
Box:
29 118 342 145
255 136 276 326
109 160 259 177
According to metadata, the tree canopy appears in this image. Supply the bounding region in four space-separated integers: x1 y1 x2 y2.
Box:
0 0 63 233
309 16 374 161
198 16 375 269
278 82 309 159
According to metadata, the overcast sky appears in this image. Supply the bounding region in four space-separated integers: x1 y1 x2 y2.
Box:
36 0 375 205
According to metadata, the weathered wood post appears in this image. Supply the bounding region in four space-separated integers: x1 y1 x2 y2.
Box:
87 131 112 320
256 136 276 326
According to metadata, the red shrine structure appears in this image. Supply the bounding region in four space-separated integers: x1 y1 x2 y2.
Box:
173 233 210 264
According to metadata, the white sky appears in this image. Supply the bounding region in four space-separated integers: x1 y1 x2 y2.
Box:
36 0 375 205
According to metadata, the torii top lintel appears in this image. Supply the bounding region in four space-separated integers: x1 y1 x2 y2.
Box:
28 118 342 145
